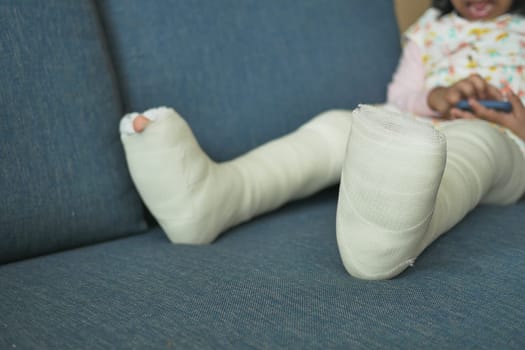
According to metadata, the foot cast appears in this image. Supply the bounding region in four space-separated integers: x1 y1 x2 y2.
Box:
120 105 525 279
120 106 351 244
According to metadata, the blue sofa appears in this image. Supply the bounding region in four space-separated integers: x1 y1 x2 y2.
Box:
1 1 524 348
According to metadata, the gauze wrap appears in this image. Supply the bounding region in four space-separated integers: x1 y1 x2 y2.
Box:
336 106 525 279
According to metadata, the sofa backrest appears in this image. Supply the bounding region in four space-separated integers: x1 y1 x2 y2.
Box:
0 1 147 263
97 0 401 161
0 1 400 263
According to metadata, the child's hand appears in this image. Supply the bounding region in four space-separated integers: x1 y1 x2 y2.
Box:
427 74 502 118
450 90 525 141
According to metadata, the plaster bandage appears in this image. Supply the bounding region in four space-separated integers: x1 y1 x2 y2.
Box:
119 108 170 136
336 105 525 280
120 107 351 244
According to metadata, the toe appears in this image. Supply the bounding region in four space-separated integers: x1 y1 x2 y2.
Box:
133 115 151 133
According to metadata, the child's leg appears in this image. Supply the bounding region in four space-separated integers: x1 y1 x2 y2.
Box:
336 106 525 280
422 119 525 246
120 107 351 244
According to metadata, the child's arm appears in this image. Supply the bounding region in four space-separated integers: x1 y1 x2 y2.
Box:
387 41 437 117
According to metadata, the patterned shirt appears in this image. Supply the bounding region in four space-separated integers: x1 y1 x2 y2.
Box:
402 8 525 155
405 8 525 99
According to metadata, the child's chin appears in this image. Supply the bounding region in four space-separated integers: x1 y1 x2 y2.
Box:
463 1 496 20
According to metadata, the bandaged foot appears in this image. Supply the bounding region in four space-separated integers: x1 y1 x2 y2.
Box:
120 107 352 244
337 105 525 280
336 105 447 279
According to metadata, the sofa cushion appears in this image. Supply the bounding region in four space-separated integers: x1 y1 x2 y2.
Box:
0 190 524 348
97 0 401 161
0 0 147 263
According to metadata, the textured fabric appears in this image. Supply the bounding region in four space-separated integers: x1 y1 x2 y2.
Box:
2 1 522 348
1 191 524 349
0 0 147 263
97 0 400 161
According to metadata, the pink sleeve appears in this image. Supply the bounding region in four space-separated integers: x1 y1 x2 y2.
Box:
387 40 438 117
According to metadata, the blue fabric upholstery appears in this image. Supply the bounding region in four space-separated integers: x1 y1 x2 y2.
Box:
1 191 524 349
1 1 524 348
97 0 400 160
0 1 147 263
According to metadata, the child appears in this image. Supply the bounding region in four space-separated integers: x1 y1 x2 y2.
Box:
388 0 525 139
119 0 525 280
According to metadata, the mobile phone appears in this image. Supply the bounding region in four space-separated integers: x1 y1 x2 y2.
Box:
456 100 512 113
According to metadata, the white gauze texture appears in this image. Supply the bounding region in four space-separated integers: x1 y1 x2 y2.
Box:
121 107 352 244
336 105 525 280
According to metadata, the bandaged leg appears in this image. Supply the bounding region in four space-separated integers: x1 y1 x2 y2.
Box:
121 107 351 244
422 119 525 246
336 105 525 280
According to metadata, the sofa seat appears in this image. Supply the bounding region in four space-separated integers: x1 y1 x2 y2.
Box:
1 1 523 348
2 189 524 349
